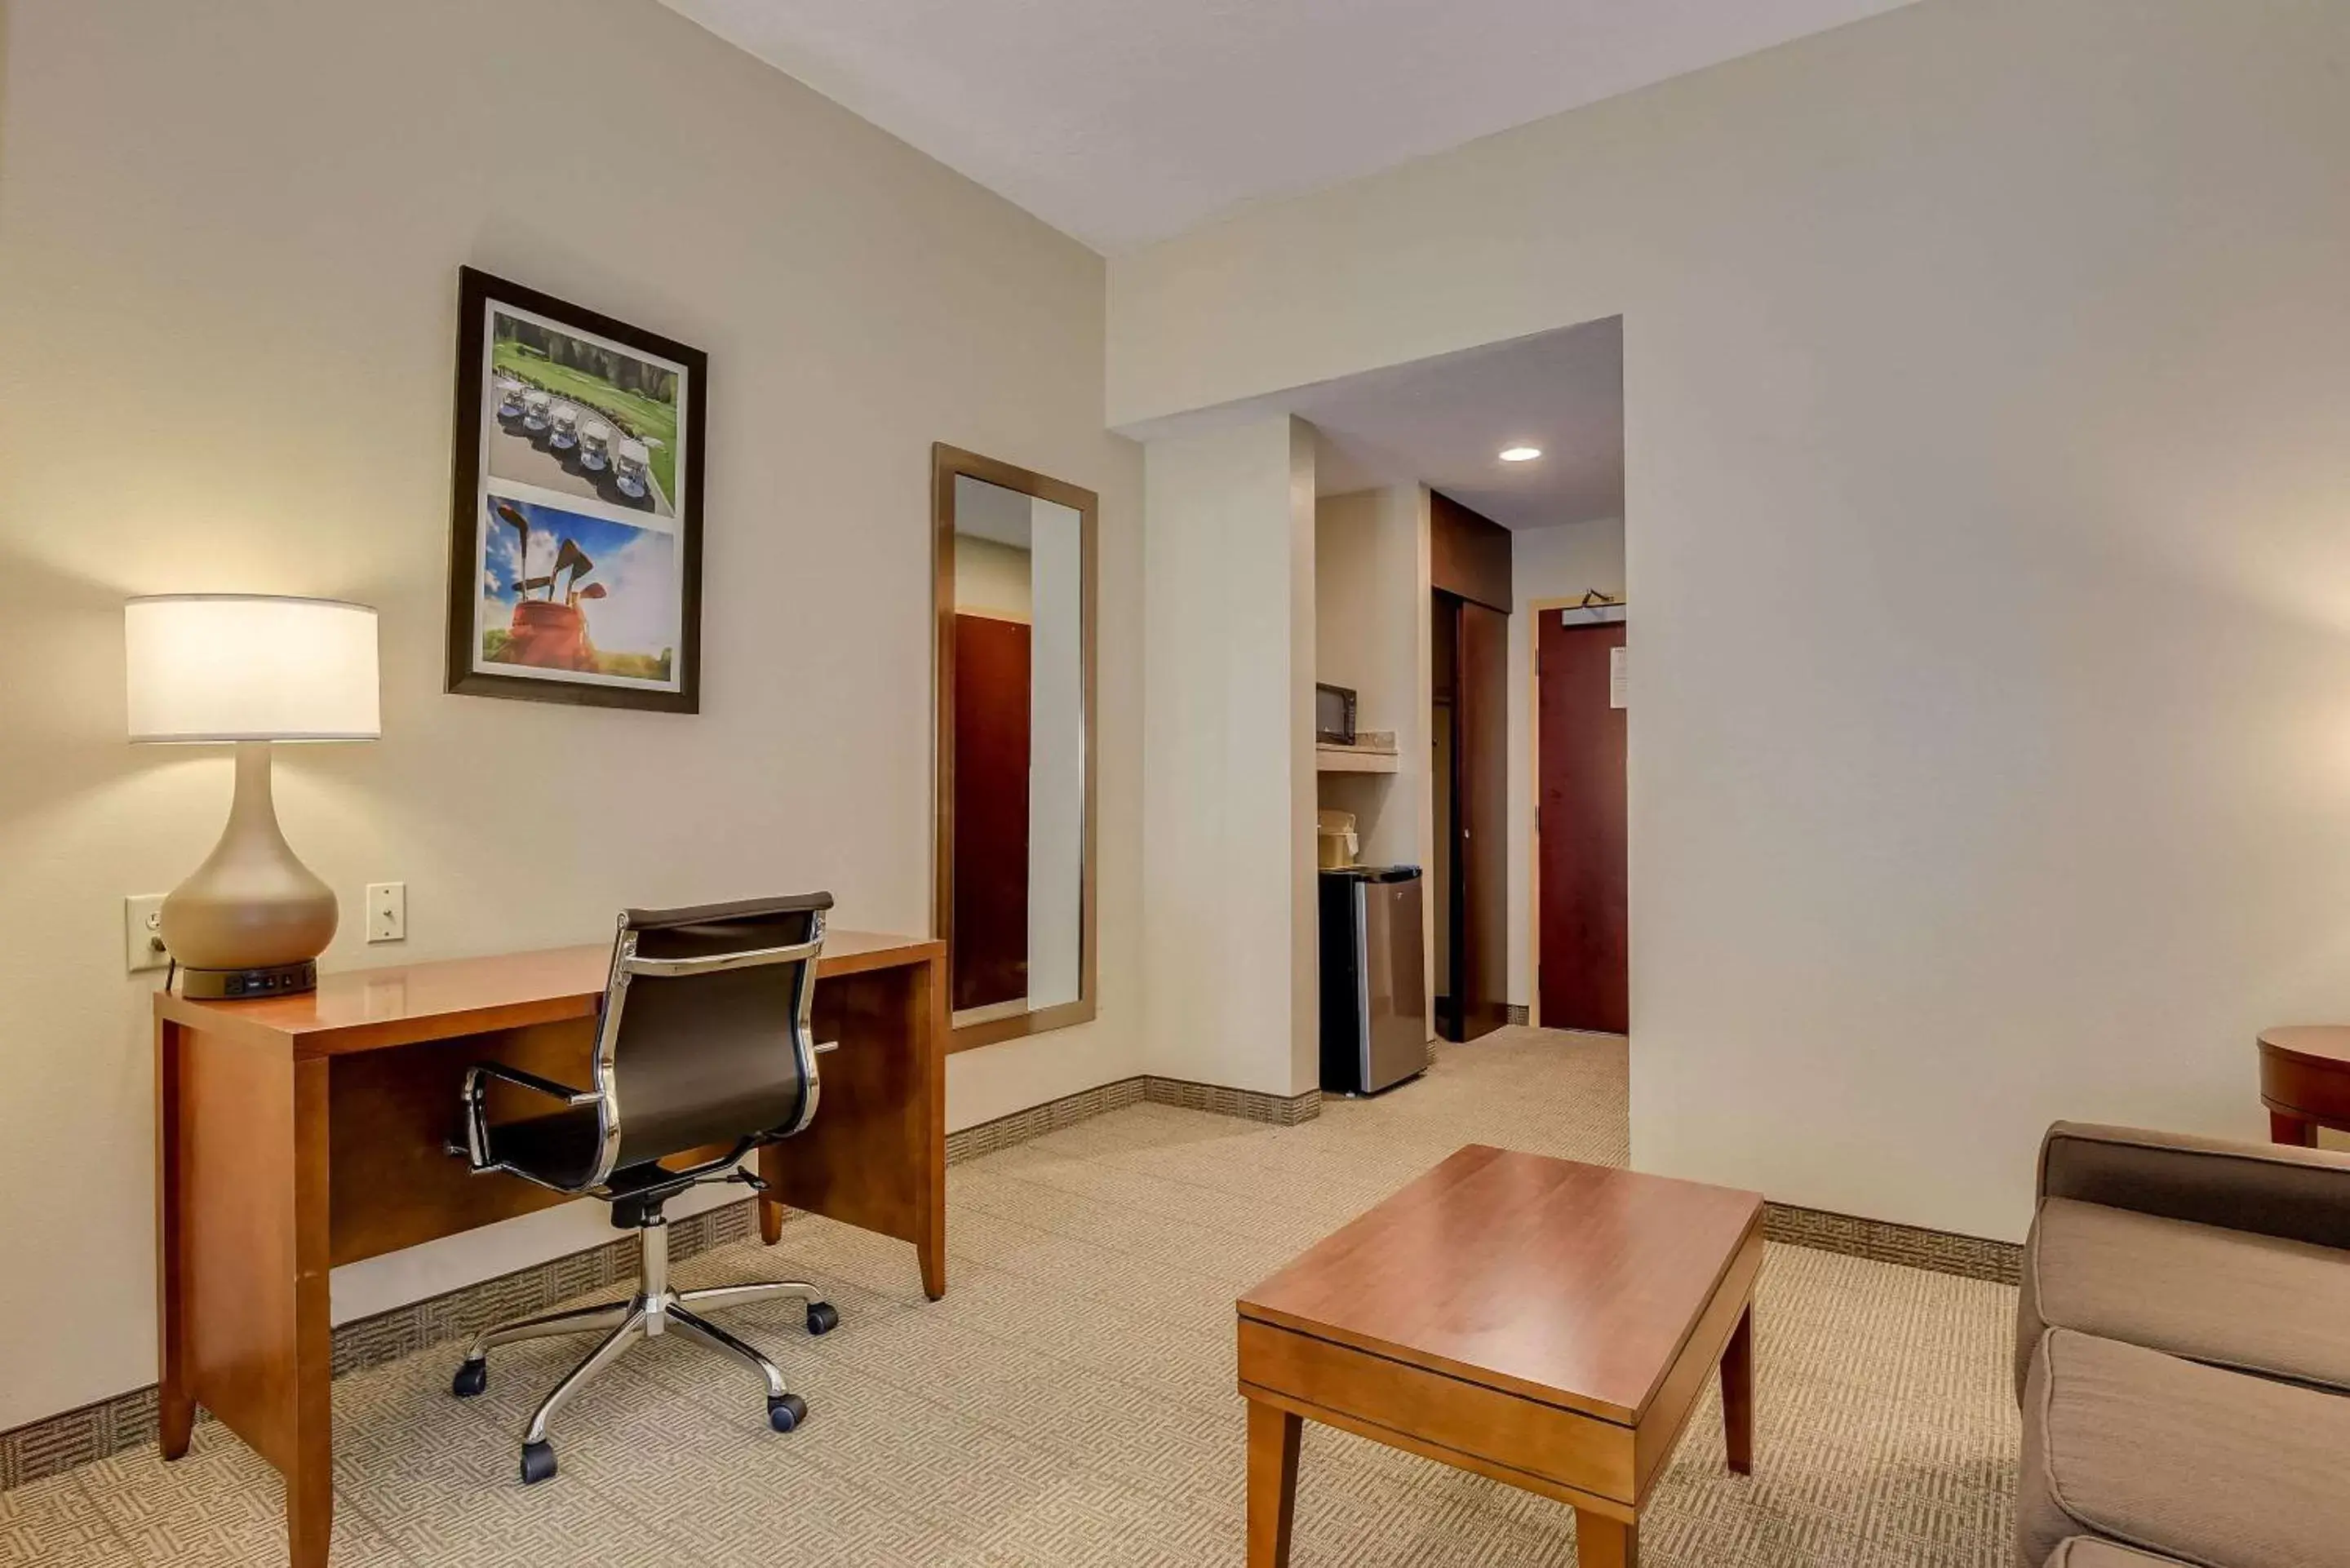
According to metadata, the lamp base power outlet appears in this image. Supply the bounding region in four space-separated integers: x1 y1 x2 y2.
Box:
180 960 317 999
366 882 406 944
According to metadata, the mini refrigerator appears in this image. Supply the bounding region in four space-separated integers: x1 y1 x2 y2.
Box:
1317 866 1429 1095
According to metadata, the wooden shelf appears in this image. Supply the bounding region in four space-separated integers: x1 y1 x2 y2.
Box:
1317 732 1399 775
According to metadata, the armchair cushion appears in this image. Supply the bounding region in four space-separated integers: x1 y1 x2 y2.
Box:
2019 1328 2350 1568
2015 1196 2350 1399
2038 1122 2350 1251
2045 1540 2197 1568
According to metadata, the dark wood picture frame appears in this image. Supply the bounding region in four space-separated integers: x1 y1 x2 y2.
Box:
932 443 1100 1052
446 267 706 712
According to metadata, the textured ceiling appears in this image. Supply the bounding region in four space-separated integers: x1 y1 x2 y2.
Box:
658 0 1916 252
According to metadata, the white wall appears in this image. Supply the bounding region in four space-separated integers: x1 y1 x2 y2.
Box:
0 0 1141 1428
1142 417 1319 1096
1510 519 1627 1011
1314 488 1430 869
1110 0 2350 1241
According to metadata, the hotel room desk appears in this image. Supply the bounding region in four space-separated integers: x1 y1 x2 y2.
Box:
153 930 946 1568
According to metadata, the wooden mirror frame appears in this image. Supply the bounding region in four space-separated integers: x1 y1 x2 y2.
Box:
932 444 1099 1052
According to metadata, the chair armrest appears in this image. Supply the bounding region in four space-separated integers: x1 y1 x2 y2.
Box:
457 1062 602 1172
2038 1121 2350 1251
465 1062 599 1107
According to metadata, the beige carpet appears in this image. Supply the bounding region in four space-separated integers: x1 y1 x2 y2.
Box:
2 1028 2019 1566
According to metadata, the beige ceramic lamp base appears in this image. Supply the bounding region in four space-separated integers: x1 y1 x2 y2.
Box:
160 742 337 998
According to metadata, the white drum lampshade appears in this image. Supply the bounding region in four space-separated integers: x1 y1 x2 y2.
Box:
125 595 380 996
126 595 379 742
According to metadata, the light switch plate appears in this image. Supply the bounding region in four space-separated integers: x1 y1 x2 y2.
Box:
126 894 170 972
366 882 406 944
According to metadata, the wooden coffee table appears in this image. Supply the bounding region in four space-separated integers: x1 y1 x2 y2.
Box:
2259 1025 2350 1145
1237 1145 1763 1567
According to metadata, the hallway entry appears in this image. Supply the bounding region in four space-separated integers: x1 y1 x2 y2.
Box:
1536 610 1628 1031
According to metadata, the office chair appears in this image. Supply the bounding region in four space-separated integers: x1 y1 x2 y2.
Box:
449 894 842 1485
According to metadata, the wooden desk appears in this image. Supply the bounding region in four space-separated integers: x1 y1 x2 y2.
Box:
2259 1025 2350 1146
1237 1146 1762 1567
153 930 945 1568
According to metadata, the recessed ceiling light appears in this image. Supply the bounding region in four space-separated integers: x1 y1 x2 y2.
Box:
1498 445 1542 463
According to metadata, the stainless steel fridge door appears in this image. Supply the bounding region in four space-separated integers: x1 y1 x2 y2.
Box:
1356 876 1430 1092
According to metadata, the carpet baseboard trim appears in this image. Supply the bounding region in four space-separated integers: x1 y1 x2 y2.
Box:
1764 1201 2022 1286
944 1073 1320 1163
1 1071 1318 1494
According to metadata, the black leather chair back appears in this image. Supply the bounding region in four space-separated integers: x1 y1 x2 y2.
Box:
599 894 832 1176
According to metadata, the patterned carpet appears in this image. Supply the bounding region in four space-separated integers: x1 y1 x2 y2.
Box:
1 1028 2020 1566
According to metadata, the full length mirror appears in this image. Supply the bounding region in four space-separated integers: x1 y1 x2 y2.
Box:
933 445 1097 1049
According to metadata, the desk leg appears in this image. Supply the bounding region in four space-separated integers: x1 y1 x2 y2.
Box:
159 1024 335 1568
155 1021 194 1460
756 955 945 1282
289 1456 334 1568
2270 1111 2318 1147
915 952 947 1302
1245 1398 1300 1568
757 959 947 1300
1576 1511 1638 1568
1721 1303 1754 1475
288 1056 335 1568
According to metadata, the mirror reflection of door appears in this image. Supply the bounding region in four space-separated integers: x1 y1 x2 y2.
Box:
946 470 1087 1031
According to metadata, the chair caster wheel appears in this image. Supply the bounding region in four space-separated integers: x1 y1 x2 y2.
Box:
519 1441 556 1485
451 1359 487 1398
805 1301 840 1335
768 1393 808 1433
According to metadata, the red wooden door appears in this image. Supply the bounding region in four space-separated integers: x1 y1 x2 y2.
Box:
1536 616 1628 1032
951 613 1030 1012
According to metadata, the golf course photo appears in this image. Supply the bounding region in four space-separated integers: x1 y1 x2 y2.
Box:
489 311 681 517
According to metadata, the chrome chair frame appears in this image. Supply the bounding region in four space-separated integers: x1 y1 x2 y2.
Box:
450 906 840 1482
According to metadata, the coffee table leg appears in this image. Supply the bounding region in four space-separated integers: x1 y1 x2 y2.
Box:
2270 1111 2317 1147
1245 1398 1301 1567
1576 1510 1638 1567
1721 1303 1754 1474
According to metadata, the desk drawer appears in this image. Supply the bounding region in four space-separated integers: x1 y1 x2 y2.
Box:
1237 1318 1634 1503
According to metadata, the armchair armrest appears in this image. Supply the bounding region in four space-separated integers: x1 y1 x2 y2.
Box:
457 1061 603 1172
2038 1121 2350 1251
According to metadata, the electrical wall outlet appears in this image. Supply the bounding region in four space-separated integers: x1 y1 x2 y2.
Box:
366 882 406 944
126 894 170 972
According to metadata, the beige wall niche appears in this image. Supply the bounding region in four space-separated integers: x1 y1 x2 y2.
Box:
1315 485 1438 1039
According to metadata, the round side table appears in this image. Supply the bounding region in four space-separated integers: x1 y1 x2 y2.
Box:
2257 1026 2350 1146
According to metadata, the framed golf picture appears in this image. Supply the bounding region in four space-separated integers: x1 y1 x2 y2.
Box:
445 267 705 711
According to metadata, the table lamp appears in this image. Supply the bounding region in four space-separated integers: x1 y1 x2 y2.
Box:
126 594 379 998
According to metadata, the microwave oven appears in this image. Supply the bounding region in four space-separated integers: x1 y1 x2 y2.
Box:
1315 683 1357 746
